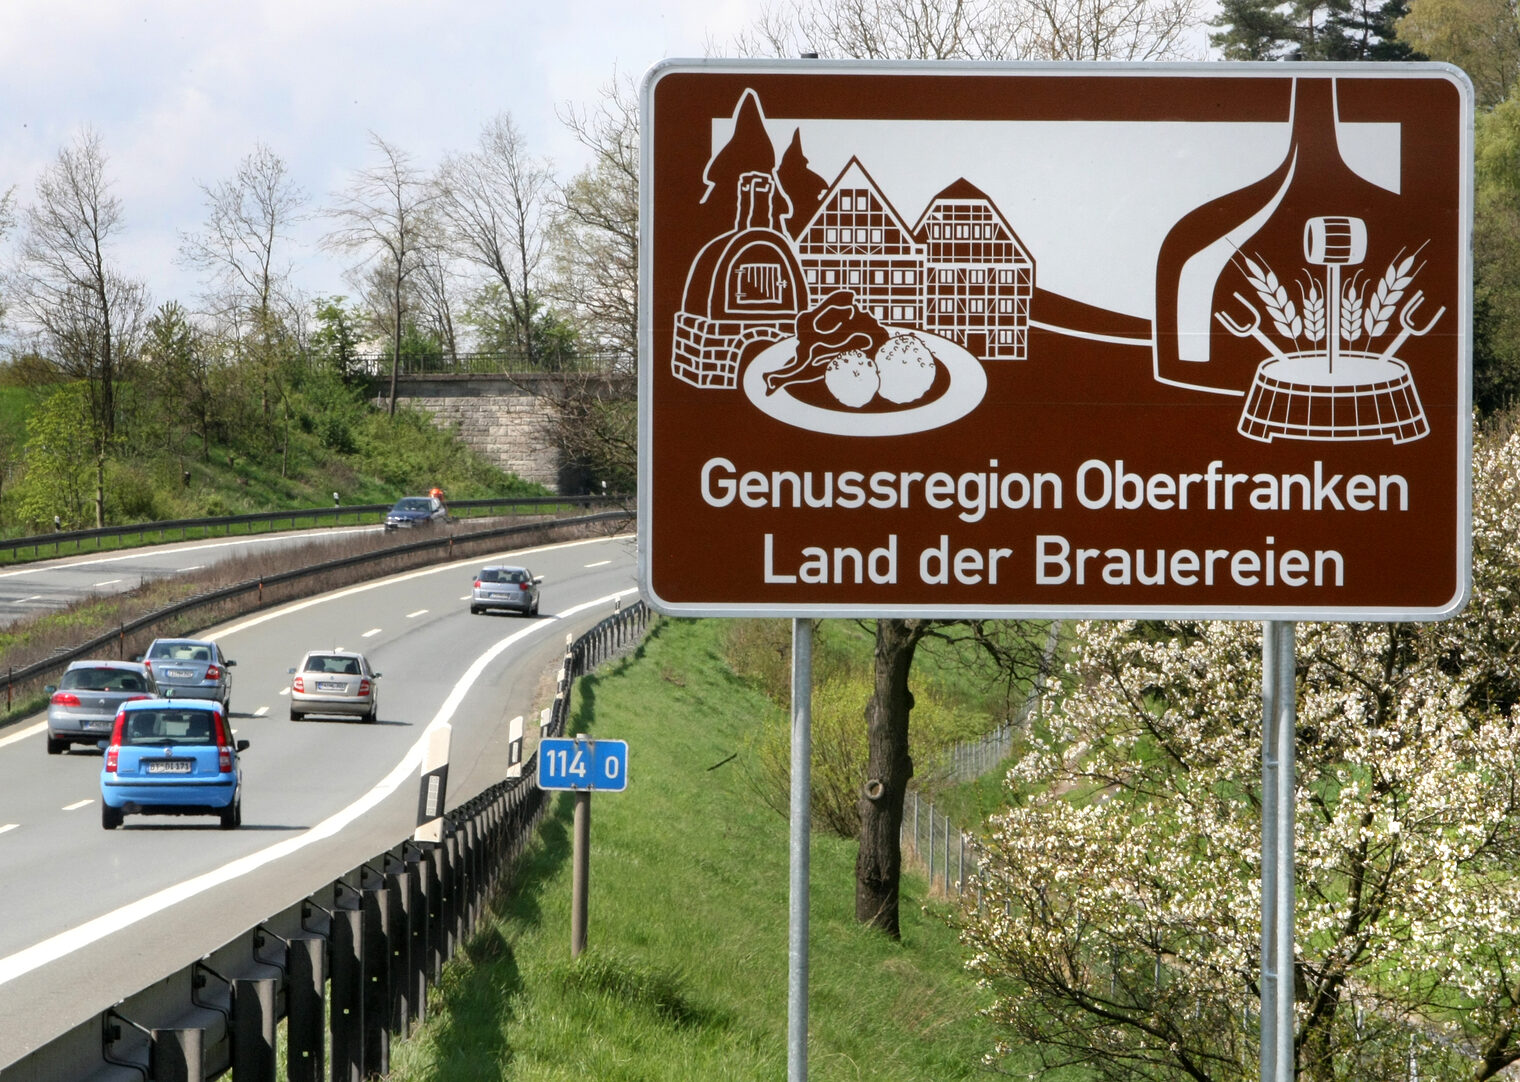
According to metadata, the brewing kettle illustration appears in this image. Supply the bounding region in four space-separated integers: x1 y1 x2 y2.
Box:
1152 77 1410 398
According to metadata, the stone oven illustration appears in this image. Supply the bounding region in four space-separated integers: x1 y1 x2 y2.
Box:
672 171 809 388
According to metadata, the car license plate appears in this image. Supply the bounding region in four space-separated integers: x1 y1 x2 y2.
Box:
165 669 194 679
85 719 111 730
316 681 346 692
146 759 193 774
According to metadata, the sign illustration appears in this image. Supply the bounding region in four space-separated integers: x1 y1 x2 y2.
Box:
639 61 1473 619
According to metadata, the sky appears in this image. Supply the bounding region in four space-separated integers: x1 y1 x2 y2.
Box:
0 0 761 317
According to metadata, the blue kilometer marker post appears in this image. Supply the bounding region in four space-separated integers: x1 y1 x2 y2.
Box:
537 736 628 792
537 735 629 957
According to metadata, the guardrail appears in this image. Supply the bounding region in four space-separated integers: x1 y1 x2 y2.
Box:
1 511 633 715
2 600 650 1082
0 496 621 564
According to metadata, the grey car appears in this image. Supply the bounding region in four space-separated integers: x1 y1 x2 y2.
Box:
470 565 542 615
288 651 380 721
45 660 156 755
384 496 448 530
141 638 236 710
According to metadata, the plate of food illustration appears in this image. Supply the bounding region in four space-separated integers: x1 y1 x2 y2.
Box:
741 292 987 436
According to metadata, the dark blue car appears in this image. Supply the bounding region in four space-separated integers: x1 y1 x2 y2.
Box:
99 698 249 829
384 496 448 530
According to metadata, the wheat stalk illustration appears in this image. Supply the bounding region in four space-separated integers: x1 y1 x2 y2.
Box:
1341 272 1365 345
1364 244 1426 339
1298 276 1325 345
1238 253 1302 340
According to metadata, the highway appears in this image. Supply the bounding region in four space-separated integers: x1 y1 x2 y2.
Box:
0 526 381 628
0 531 639 1068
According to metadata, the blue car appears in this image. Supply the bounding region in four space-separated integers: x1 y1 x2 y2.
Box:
384 496 448 530
99 698 249 830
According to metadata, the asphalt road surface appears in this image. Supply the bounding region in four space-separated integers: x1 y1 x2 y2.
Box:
0 526 381 629
0 531 639 1067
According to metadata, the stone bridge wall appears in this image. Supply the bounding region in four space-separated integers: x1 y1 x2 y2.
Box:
381 372 631 494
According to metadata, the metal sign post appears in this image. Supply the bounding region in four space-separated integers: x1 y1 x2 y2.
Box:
538 735 631 958
1261 622 1297 1080
789 619 813 1082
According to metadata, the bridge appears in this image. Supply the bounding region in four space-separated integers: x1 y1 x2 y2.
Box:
372 365 635 494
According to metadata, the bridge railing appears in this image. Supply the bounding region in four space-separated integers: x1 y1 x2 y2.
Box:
2 600 651 1082
357 350 635 377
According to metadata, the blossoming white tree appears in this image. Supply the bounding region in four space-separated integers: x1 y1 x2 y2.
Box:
962 422 1520 1080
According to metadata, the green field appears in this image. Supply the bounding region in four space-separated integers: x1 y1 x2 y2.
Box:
385 616 1024 1081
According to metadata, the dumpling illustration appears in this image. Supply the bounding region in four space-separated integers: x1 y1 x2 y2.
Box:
824 349 879 408
874 334 936 404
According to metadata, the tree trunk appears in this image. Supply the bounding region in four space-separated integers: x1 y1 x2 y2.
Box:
855 617 923 938
389 288 401 416
94 450 105 529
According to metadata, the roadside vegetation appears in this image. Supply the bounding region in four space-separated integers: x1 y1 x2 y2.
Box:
385 615 1028 1082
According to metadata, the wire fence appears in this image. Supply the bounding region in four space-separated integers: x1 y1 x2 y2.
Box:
902 622 1060 901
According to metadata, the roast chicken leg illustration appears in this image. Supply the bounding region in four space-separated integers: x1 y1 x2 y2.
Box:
763 290 891 394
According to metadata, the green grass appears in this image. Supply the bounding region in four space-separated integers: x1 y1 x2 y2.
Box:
385 617 1021 1081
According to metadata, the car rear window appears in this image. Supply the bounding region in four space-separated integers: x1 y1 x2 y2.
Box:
396 498 429 511
62 668 147 692
121 709 220 746
305 656 361 674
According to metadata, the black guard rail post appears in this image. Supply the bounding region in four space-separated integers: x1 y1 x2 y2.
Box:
329 888 365 1082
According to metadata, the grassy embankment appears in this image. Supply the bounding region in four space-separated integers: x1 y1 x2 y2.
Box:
384 615 1035 1081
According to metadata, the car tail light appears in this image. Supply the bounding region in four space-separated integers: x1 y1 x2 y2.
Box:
104 713 125 773
292 675 304 693
205 663 221 680
50 692 81 707
473 579 482 588
124 694 150 703
358 679 371 696
142 659 152 673
219 745 233 773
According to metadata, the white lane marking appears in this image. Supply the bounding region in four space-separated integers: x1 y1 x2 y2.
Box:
361 628 382 638
458 595 471 601
585 560 611 567
278 688 290 697
178 565 206 573
0 824 17 836
213 533 631 639
405 609 427 619
61 800 92 812
253 707 269 717
92 579 122 587
0 526 380 581
0 723 44 750
0 586 638 987
15 595 42 604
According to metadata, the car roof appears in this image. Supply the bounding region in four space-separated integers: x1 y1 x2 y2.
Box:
64 659 149 671
148 637 215 646
120 696 222 712
299 649 366 659
482 564 528 572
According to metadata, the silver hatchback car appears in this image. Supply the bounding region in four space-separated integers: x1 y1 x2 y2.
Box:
289 651 381 722
470 565 542 616
141 638 236 711
46 660 156 755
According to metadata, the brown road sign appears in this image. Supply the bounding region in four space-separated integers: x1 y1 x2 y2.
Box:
637 61 1473 620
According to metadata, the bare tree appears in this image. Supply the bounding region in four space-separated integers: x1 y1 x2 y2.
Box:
554 73 640 366
13 128 148 526
738 0 1205 60
433 112 556 367
179 142 307 335
323 133 435 414
179 143 308 469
